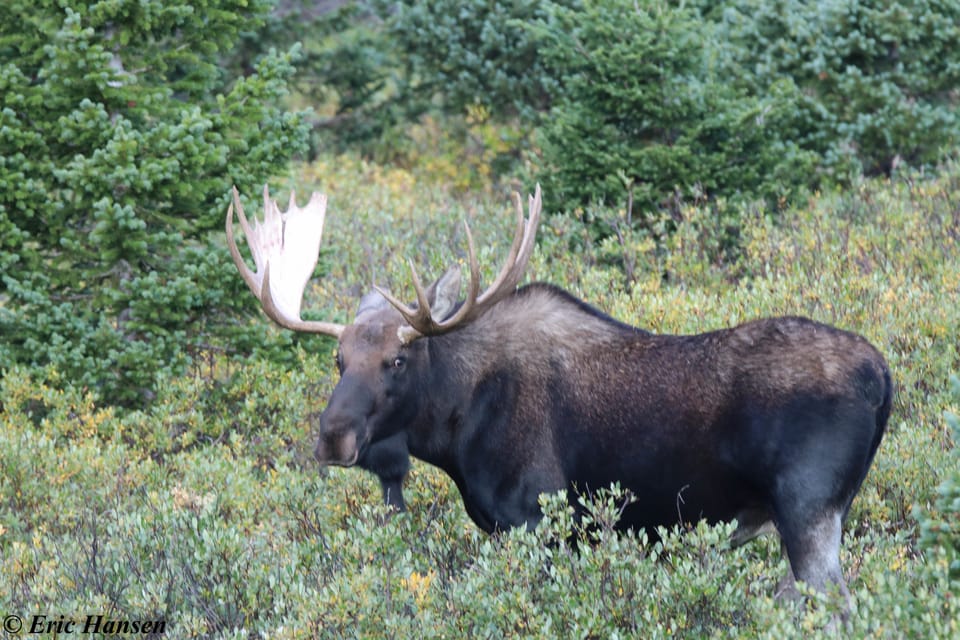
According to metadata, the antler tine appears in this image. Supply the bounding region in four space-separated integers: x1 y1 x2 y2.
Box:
226 186 261 297
512 185 542 282
456 220 483 315
374 259 435 329
225 185 346 338
474 185 539 307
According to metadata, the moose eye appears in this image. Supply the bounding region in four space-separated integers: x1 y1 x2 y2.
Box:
392 356 406 369
334 351 344 373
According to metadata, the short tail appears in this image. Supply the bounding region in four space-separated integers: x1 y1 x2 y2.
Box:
844 361 893 519
871 364 893 459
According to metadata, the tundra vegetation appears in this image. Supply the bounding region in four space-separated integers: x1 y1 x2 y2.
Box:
1 0 959 638
2 157 959 637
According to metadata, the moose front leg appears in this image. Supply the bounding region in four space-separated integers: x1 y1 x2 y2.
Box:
357 431 411 511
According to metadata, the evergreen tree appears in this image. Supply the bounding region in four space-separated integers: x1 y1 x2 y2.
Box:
0 0 310 406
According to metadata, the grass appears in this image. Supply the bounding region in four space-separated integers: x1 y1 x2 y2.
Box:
1 155 958 638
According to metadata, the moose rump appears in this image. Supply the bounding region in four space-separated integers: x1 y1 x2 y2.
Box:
540 311 891 539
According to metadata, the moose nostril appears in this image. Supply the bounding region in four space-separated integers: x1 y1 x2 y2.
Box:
339 430 357 459
314 427 359 466
314 438 328 463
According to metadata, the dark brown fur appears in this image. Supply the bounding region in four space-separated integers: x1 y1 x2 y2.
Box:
316 281 892 601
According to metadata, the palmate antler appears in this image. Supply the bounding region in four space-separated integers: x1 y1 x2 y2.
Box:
226 184 543 343
226 185 345 337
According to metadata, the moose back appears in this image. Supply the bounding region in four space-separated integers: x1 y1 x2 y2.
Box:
226 184 891 601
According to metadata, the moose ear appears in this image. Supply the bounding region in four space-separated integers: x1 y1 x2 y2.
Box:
425 266 462 322
356 289 391 320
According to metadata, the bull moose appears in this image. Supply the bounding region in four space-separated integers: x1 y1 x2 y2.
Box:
226 184 891 602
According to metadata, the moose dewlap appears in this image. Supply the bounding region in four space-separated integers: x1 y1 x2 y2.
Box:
227 184 891 603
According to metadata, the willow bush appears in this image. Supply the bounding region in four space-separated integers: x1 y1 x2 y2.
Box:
1 157 957 637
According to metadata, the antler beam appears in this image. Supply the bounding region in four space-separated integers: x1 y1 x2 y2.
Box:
375 184 543 342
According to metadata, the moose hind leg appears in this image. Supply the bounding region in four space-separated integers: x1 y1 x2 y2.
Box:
778 508 850 604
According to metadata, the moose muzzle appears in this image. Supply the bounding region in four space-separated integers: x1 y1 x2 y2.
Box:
314 427 359 467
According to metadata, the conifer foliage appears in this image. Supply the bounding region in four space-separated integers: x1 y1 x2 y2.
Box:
0 0 310 406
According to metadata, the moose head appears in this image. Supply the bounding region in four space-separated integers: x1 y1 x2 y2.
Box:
226 184 541 508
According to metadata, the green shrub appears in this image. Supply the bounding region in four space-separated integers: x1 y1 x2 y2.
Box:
0 0 310 407
293 2 418 156
917 374 960 584
378 0 566 123
531 0 819 219
367 0 959 218
2 156 958 638
206 0 960 229
701 0 960 179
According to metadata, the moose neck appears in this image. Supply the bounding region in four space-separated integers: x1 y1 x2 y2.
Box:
403 283 643 471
